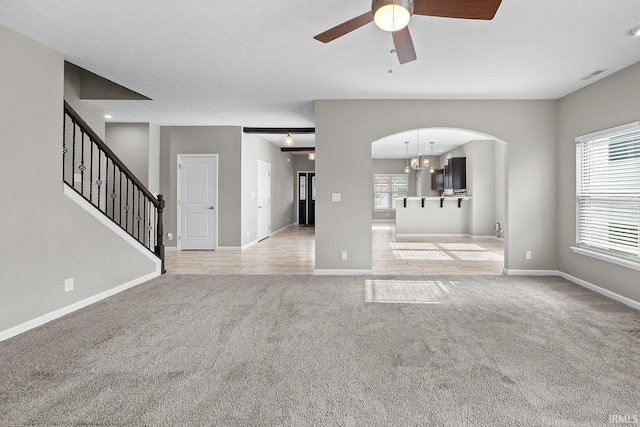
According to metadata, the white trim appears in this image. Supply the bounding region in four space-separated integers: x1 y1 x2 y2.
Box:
0 271 159 342
177 154 219 251
64 184 161 273
570 246 640 272
242 240 258 250
575 121 640 142
165 246 178 251
558 271 640 311
217 246 242 251
503 269 558 276
314 269 374 276
471 235 502 240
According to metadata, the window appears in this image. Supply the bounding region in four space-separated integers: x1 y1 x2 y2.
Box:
374 174 408 210
575 122 640 268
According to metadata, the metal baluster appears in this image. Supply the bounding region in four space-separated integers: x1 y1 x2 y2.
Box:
119 170 123 226
71 121 76 189
147 199 152 250
80 131 85 194
111 161 116 219
125 177 130 231
89 140 94 203
137 189 141 241
97 149 102 208
63 111 66 180
105 157 109 215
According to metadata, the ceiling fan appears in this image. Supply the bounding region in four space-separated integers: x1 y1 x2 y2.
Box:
313 0 502 64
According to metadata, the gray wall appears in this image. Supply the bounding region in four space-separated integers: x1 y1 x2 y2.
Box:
240 134 295 245
148 124 160 194
315 100 557 272
105 123 150 188
372 159 417 220
557 61 640 302
440 140 498 237
159 126 242 248
0 26 156 334
63 61 106 140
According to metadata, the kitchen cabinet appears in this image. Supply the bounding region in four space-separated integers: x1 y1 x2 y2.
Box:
444 157 466 189
431 169 444 191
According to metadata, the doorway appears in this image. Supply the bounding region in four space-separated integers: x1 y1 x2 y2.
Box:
298 172 315 226
257 160 271 241
177 154 218 250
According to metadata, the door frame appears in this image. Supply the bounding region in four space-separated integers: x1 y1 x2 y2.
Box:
257 160 271 241
176 154 219 251
297 170 315 225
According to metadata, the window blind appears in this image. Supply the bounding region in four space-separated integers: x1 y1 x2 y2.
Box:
576 123 640 261
374 174 408 209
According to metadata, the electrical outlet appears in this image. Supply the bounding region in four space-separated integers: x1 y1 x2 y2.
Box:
525 251 532 260
64 278 74 292
247 231 250 237
341 251 348 261
167 232 173 241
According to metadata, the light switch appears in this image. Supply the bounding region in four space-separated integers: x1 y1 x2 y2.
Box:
332 192 341 202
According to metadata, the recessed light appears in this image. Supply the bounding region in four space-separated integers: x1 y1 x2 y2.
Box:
104 114 112 119
626 24 640 36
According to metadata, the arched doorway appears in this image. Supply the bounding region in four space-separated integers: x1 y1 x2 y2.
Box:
370 127 507 275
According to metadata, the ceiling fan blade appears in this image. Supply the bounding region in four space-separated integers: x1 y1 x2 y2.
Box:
313 11 373 43
414 0 502 20
392 27 417 64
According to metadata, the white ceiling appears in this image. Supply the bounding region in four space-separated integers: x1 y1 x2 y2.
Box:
1 0 639 154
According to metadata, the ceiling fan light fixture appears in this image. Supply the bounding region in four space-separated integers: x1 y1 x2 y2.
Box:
284 133 295 147
627 24 640 37
373 0 413 32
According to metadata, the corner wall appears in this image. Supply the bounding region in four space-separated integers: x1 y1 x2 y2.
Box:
0 26 157 337
240 134 295 246
557 61 640 302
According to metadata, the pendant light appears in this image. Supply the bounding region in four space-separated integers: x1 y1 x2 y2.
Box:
411 130 429 171
404 141 410 173
429 141 435 173
308 152 316 161
284 133 295 147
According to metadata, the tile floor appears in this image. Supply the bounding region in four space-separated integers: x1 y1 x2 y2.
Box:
165 221 504 275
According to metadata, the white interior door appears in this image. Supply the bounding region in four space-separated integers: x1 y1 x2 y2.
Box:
179 155 217 250
257 161 271 241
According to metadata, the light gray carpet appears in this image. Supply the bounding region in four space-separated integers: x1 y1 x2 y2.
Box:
1 275 639 426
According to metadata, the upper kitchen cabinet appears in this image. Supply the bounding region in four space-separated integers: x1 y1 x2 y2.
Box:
444 157 466 189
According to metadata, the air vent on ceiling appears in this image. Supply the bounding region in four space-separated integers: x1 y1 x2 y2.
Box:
581 69 607 80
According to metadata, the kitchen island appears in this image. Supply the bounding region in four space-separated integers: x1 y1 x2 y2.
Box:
394 196 472 237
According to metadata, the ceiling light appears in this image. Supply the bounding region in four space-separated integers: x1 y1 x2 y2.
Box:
308 152 316 161
104 114 112 119
373 0 413 32
284 133 295 147
627 24 640 36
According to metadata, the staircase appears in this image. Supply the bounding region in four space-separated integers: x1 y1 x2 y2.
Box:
62 102 165 273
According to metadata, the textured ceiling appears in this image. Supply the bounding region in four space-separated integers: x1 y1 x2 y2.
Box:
1 0 639 135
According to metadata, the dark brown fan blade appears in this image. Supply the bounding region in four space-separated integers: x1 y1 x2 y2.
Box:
313 11 373 43
392 27 417 64
414 0 502 20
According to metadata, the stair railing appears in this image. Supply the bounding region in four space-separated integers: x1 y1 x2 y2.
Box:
63 101 165 273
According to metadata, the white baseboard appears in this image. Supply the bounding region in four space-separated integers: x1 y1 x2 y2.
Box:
502 268 639 311
0 271 159 342
314 269 373 276
558 271 640 311
165 246 178 251
471 235 502 240
217 246 241 251
503 269 559 276
63 184 161 272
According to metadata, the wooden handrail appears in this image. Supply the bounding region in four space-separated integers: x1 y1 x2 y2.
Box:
63 101 159 207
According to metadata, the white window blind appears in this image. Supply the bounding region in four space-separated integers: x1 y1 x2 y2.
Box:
576 122 640 262
374 174 408 210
